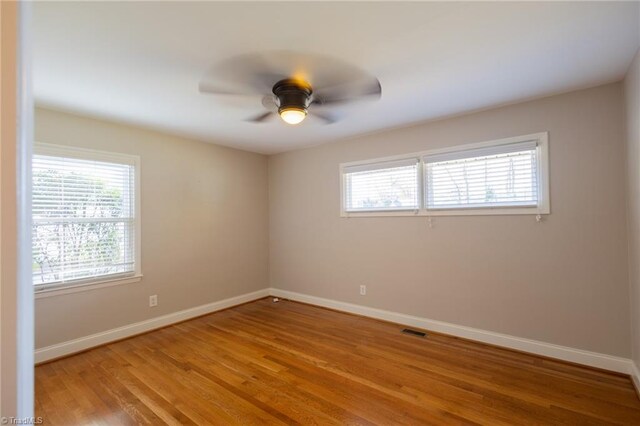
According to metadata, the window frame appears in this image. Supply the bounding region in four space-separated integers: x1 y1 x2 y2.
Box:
339 132 550 217
33 142 142 297
342 157 422 214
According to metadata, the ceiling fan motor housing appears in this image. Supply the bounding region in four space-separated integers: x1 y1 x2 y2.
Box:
273 79 312 114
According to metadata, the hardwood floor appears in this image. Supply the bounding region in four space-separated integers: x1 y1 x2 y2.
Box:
36 298 640 425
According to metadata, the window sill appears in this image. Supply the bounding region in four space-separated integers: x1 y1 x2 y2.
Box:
341 206 549 217
35 274 143 299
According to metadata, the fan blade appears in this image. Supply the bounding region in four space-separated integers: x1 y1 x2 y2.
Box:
313 78 381 106
200 52 289 96
245 111 274 123
201 51 380 97
198 80 259 96
311 111 340 124
261 94 279 111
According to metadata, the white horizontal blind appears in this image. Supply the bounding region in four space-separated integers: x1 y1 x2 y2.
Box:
32 151 136 288
425 141 538 210
343 158 419 212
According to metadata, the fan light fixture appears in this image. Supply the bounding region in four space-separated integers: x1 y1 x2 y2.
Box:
279 108 307 125
274 79 312 125
199 52 383 125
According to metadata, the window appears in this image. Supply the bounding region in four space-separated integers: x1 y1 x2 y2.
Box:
342 158 420 212
425 141 538 210
340 132 549 216
32 144 141 293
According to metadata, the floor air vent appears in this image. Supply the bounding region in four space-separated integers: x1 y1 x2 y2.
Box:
402 328 427 337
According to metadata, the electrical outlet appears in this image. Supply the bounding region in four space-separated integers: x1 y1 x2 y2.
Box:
360 285 366 296
149 295 158 307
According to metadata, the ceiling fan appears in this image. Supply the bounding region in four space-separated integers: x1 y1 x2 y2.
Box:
199 51 382 125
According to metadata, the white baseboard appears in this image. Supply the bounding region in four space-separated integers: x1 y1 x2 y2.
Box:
269 288 634 375
630 362 640 395
35 286 635 377
35 288 270 363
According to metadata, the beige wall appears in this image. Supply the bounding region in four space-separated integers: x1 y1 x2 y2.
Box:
626 48 640 367
269 83 630 357
34 108 269 348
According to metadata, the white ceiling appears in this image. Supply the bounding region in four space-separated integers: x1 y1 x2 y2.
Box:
34 1 640 154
